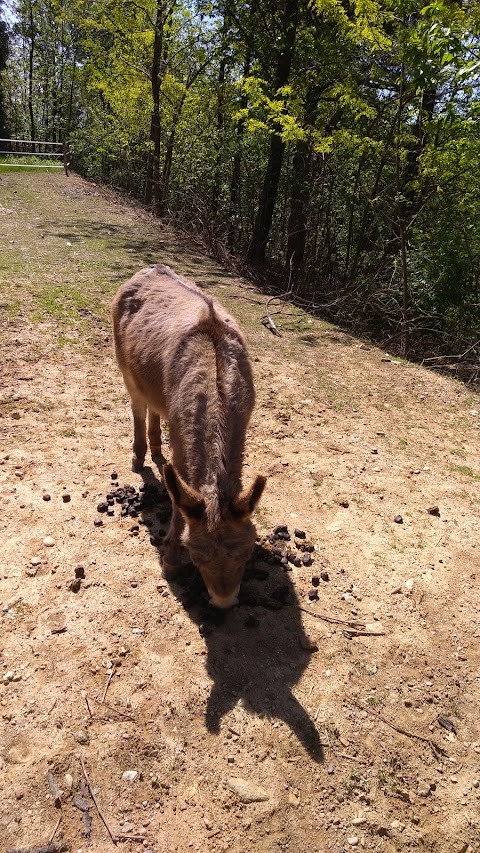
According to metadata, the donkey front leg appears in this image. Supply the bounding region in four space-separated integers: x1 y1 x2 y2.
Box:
162 504 184 579
131 400 148 472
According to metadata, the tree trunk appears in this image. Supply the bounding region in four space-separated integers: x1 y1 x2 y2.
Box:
146 0 172 213
228 48 251 248
210 15 228 219
27 0 36 144
285 86 335 283
246 0 299 265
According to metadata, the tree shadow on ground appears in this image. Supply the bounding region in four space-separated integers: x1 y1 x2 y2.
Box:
138 465 324 763
37 219 226 288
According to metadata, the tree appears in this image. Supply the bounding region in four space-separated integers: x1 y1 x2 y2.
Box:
0 0 9 138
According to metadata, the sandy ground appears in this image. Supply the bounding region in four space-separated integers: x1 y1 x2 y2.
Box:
0 172 479 853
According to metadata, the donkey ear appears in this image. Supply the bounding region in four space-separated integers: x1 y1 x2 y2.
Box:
231 475 267 519
163 463 205 521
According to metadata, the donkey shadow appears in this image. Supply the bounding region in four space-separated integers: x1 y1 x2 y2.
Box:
139 466 324 763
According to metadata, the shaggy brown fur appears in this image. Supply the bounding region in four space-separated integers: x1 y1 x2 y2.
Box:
112 264 266 607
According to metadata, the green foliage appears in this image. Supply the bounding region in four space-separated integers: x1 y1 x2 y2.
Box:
2 0 480 362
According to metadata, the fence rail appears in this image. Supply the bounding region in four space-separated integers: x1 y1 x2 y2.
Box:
0 139 71 175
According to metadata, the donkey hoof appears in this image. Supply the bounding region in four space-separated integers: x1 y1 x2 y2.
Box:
132 456 145 472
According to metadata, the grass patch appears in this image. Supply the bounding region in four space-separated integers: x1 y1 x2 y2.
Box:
450 464 480 480
0 154 63 172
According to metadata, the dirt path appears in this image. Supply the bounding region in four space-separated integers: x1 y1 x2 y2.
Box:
1 172 479 853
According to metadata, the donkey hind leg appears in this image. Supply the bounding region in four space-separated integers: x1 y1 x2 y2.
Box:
148 410 165 465
131 399 148 472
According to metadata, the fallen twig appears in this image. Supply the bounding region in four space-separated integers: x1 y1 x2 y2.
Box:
86 694 135 721
336 751 369 764
357 703 448 758
259 288 295 337
115 835 146 842
6 844 68 853
48 817 62 844
342 628 386 639
101 665 116 703
260 314 282 336
79 755 116 844
422 339 480 363
299 606 366 629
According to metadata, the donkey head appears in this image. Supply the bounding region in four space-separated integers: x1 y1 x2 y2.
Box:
164 464 266 608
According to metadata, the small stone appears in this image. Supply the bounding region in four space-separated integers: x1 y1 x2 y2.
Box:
427 506 440 516
94 518 103 527
300 636 318 652
393 515 403 524
302 553 312 567
68 578 82 593
62 493 71 503
294 528 306 539
308 588 319 601
122 770 138 782
226 777 269 803
472 780 479 788
320 570 329 582
111 472 118 480
75 566 85 579
30 557 42 566
417 782 431 797
437 715 456 733
13 786 25 800
450 776 458 783
311 576 320 587
74 730 89 745
97 502 108 513
352 817 366 826
43 536 55 547
3 671 14 683
42 494 51 502
327 765 334 774
64 773 74 790
339 500 350 508
405 578 414 591
347 837 359 846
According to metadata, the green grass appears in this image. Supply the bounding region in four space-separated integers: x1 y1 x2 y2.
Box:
0 154 63 172
450 464 480 480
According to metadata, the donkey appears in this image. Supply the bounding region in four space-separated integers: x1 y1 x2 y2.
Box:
112 264 266 608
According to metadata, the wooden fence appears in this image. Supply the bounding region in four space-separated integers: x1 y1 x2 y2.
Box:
0 139 71 176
